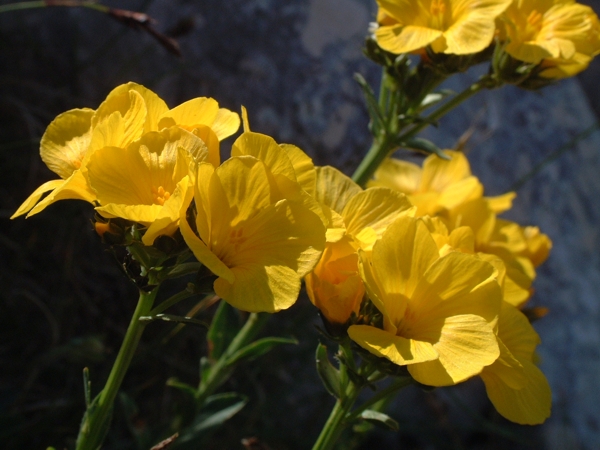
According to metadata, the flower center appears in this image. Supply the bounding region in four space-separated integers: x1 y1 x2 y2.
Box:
229 227 247 250
152 186 171 206
429 0 447 30
526 10 544 37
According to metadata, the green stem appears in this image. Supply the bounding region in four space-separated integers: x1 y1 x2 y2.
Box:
148 289 195 316
347 376 412 421
76 287 157 450
312 382 361 450
352 76 493 187
0 1 108 14
195 312 269 408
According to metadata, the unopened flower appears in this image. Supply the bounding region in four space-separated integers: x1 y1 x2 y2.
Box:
305 166 414 324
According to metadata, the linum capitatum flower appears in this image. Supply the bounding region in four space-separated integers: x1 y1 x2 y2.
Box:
305 166 414 325
374 0 511 55
349 215 501 386
500 0 600 78
480 302 551 424
11 82 239 220
180 131 326 313
369 150 515 217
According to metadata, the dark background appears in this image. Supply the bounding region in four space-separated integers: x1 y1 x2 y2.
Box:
1 1 600 449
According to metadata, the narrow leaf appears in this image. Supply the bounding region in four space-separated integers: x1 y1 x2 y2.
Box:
400 137 450 160
139 314 209 328
418 89 455 111
359 409 399 430
83 367 91 409
167 262 204 279
225 337 298 366
176 393 248 445
354 73 384 134
315 343 342 399
166 377 197 398
207 301 241 360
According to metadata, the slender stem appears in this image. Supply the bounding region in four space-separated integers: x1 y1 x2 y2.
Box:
352 75 493 187
0 1 108 14
346 376 412 421
76 287 157 450
195 311 269 408
312 382 361 450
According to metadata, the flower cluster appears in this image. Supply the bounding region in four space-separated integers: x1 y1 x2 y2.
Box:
13 83 326 313
306 150 552 424
373 0 600 79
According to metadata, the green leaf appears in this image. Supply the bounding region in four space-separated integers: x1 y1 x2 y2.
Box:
400 137 450 160
354 73 384 135
176 393 248 447
315 343 342 399
225 337 298 366
166 378 197 399
418 89 454 111
166 262 204 279
207 301 241 360
199 357 211 385
359 409 399 431
83 367 91 409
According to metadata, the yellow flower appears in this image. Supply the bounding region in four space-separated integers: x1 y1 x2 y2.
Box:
305 166 415 324
180 131 326 313
374 0 511 55
86 127 211 245
12 82 239 219
349 215 501 386
501 0 600 78
518 226 552 267
480 302 551 424
370 151 499 217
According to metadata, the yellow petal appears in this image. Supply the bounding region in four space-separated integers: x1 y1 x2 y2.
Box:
215 264 301 313
375 24 444 54
211 108 241 141
101 82 169 132
481 358 551 425
369 157 421 194
93 89 147 147
348 325 439 365
231 132 297 182
26 170 96 217
408 314 499 386
40 108 94 179
343 187 415 244
486 191 516 213
421 150 471 192
158 97 219 131
11 180 64 219
281 143 317 196
437 176 483 209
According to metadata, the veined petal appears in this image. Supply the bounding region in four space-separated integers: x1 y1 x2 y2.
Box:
421 150 471 192
214 264 301 313
348 325 439 365
281 143 317 196
372 216 440 299
369 158 422 194
231 132 297 182
40 108 94 179
408 314 500 386
484 337 527 390
343 187 415 242
93 89 147 147
437 176 483 209
179 202 235 283
376 24 444 54
26 170 96 217
95 204 163 224
158 97 219 131
11 179 64 219
101 82 169 132
481 358 551 425
224 199 326 278
315 166 361 229
211 108 241 141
